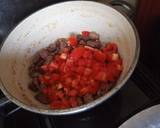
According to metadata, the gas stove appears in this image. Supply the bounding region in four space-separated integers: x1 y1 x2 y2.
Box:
0 0 160 128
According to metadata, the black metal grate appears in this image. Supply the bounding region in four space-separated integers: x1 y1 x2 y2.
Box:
131 62 160 99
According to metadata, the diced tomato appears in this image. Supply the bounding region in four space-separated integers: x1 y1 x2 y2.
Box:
95 71 107 81
84 68 92 76
116 63 123 71
69 97 78 107
63 87 69 94
89 84 99 94
83 50 92 59
94 51 106 62
49 62 58 68
80 87 90 96
56 91 64 99
111 53 119 61
104 52 113 62
82 31 90 37
64 77 72 85
103 43 118 53
70 47 85 59
62 99 70 108
71 79 79 88
105 63 121 81
59 62 66 72
76 66 85 74
48 74 60 84
115 58 123 65
68 36 77 46
68 89 78 97
92 62 102 74
50 101 60 109
50 100 69 109
39 75 50 84
85 59 93 68
78 58 86 66
63 65 71 73
60 53 67 60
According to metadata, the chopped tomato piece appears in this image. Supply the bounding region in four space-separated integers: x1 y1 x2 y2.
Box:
68 89 78 97
48 74 60 84
69 97 78 107
39 75 50 84
68 36 77 46
78 58 86 66
71 79 79 88
89 84 99 94
76 66 85 74
111 53 119 61
104 52 112 62
56 91 64 99
80 87 90 96
84 68 92 76
60 53 67 60
49 62 58 68
50 100 69 109
95 71 107 81
70 47 85 59
83 50 92 59
103 43 118 53
82 31 90 37
94 51 106 62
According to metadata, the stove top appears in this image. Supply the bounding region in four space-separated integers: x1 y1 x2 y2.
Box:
0 0 160 128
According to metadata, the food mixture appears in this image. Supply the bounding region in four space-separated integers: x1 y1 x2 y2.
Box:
28 31 123 109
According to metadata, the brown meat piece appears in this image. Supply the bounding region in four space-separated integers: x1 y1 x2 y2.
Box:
63 46 73 53
97 83 109 97
35 92 51 104
28 64 36 77
56 38 68 52
34 77 46 88
44 55 53 64
28 82 39 92
89 32 99 40
83 94 94 103
86 40 101 49
82 36 90 42
39 49 49 59
79 40 86 45
32 53 41 64
47 43 57 52
28 77 43 92
77 97 83 106
28 59 44 77
29 72 40 78
77 34 83 42
35 59 45 67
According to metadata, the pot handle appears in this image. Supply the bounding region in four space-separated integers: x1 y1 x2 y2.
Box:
0 97 21 117
109 0 135 19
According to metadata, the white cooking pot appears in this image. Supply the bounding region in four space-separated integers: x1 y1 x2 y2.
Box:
0 1 140 115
